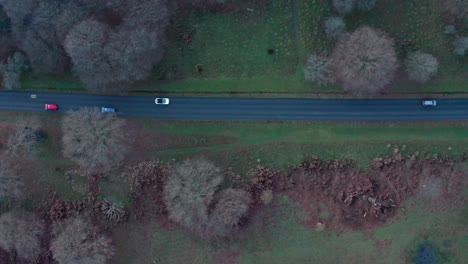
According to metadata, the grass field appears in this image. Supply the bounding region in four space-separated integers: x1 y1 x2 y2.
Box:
1 112 467 263
112 193 467 264
17 0 467 94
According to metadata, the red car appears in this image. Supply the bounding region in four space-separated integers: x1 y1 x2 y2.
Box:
45 103 58 111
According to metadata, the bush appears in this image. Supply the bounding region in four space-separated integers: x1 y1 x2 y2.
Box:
99 199 127 224
324 16 346 39
453 36 468 56
209 188 251 236
356 0 377 11
51 217 114 264
163 158 223 233
303 54 335 85
260 190 274 205
331 26 398 96
62 107 130 172
333 0 356 14
405 51 439 83
0 211 45 261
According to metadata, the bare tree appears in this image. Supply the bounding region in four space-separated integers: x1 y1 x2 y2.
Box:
0 210 44 261
51 217 114 264
64 19 113 91
453 36 468 56
405 51 439 83
64 0 170 91
5 116 41 158
303 54 335 85
209 188 251 236
62 107 130 172
0 52 26 89
324 16 346 39
331 26 398 96
164 158 223 233
20 30 69 74
0 163 22 200
0 0 37 39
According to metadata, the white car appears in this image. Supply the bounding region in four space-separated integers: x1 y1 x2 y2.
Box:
155 98 170 105
422 99 436 106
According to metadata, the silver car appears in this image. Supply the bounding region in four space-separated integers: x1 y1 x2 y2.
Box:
155 98 170 105
422 99 436 106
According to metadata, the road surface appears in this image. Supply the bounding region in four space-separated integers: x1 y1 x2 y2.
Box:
0 91 467 121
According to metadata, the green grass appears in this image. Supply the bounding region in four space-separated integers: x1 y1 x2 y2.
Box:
112 193 467 264
16 0 467 94
146 121 468 169
347 0 468 92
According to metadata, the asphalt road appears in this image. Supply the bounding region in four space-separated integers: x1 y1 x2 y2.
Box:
0 91 467 121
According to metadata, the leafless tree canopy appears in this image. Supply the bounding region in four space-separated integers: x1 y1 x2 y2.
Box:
331 26 398 97
0 52 26 89
0 211 45 261
51 217 114 264
4 116 41 158
405 51 439 83
209 188 251 235
0 0 171 87
303 54 335 85
164 158 223 232
62 107 130 172
64 0 170 91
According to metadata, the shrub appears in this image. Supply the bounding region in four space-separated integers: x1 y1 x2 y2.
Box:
260 189 274 205
99 199 127 224
331 26 398 96
123 160 169 217
209 188 251 236
453 36 468 56
356 0 377 11
163 158 223 233
303 54 335 85
443 25 456 35
324 16 346 39
333 0 356 14
0 211 45 261
405 51 439 83
62 107 130 172
51 217 114 264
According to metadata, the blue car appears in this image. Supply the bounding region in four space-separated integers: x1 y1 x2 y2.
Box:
101 107 116 113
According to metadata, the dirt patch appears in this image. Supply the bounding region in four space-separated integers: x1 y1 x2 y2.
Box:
374 239 393 251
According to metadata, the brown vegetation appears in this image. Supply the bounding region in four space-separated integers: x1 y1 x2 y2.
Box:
123 160 169 218
279 152 463 231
